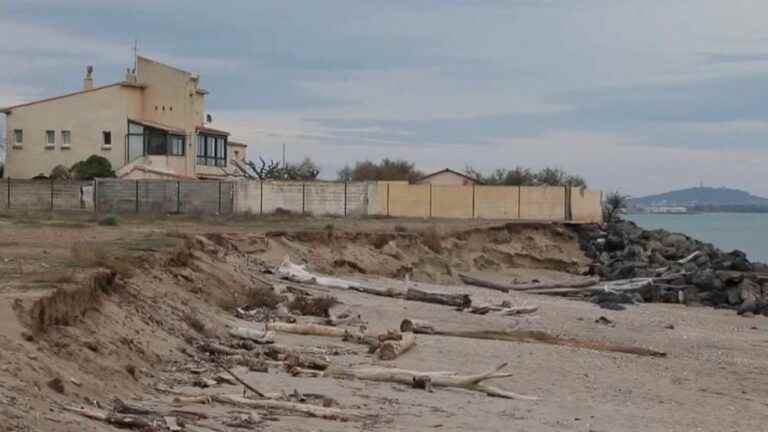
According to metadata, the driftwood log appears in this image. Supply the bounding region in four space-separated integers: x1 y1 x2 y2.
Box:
400 319 666 358
228 327 275 344
277 258 471 308
324 362 537 400
62 406 153 429
460 273 600 292
378 332 416 360
266 321 361 338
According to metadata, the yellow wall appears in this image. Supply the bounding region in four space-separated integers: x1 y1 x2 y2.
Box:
431 185 474 218
519 186 566 220
571 188 603 223
475 186 520 219
4 85 143 178
387 183 429 217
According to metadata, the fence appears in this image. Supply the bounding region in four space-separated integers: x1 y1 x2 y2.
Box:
0 178 603 223
0 179 94 211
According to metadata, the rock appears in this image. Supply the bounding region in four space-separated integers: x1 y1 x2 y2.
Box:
661 234 692 256
690 269 723 291
717 271 744 285
604 235 626 252
737 279 761 315
381 241 403 259
595 316 614 325
726 287 741 305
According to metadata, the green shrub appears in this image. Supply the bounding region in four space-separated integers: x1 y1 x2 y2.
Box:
71 155 115 180
98 215 118 226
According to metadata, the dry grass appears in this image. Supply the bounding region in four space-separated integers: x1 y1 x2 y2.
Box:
421 226 443 253
244 284 283 309
70 241 136 279
167 236 196 267
182 309 210 335
29 270 116 332
287 295 339 318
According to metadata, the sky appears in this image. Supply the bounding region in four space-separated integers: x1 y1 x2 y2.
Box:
2 0 768 196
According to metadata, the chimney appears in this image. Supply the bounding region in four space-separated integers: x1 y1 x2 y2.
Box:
83 65 94 90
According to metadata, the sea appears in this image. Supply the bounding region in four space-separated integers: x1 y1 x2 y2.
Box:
629 213 768 263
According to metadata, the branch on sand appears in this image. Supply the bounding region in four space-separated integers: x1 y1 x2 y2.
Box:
400 319 666 358
459 273 599 292
276 257 471 308
322 362 538 400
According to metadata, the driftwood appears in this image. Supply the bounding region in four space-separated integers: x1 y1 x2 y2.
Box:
379 332 416 360
399 319 666 358
324 362 537 400
277 258 471 308
466 303 539 316
214 394 370 421
213 358 266 398
460 273 599 292
228 327 275 344
266 321 361 338
62 406 153 429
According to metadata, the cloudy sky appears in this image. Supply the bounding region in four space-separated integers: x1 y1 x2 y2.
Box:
2 0 768 196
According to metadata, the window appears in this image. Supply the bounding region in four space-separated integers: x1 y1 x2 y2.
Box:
13 129 23 145
196 134 227 166
61 130 71 147
46 130 55 146
169 135 185 156
103 131 112 146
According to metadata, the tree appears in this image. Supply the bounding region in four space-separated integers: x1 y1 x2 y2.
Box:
345 158 423 182
49 165 71 180
603 191 628 223
464 165 586 188
337 165 353 182
71 155 115 180
245 156 320 181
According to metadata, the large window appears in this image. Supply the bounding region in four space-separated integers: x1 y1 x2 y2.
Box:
196 134 227 167
126 121 185 161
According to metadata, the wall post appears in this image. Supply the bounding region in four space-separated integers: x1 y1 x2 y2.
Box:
7 178 10 209
471 184 476 219
218 181 222 214
301 183 306 215
343 182 348 217
50 178 54 210
428 184 432 218
135 180 140 213
259 180 264 215
386 183 390 217
176 181 181 214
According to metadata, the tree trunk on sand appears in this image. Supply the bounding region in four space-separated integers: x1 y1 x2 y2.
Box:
378 332 416 360
266 321 359 338
405 288 471 308
460 273 599 292
228 327 275 344
324 362 538 400
62 406 153 429
399 319 665 358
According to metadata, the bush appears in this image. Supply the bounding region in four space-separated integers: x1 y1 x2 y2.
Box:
98 215 118 226
603 191 628 223
287 295 339 317
71 155 115 180
49 165 71 180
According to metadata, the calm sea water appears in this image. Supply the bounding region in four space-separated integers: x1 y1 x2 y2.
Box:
629 213 768 263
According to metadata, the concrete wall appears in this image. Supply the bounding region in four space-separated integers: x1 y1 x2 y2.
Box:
0 180 93 210
571 188 603 223
85 179 603 223
474 186 520 219
431 185 474 218
4 85 143 178
520 186 566 220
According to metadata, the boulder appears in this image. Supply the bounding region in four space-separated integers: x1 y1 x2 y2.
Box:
716 271 744 286
689 269 723 291
661 234 692 254
604 235 626 252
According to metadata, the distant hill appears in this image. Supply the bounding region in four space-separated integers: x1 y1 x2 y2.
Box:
632 187 768 208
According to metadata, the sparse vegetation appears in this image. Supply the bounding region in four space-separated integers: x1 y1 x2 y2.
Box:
287 295 339 317
464 165 587 188
394 224 408 233
337 158 424 183
421 226 443 253
603 191 629 223
69 241 136 279
244 284 283 309
98 215 119 226
183 309 210 335
70 155 115 180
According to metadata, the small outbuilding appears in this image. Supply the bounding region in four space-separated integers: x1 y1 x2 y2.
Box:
415 168 480 186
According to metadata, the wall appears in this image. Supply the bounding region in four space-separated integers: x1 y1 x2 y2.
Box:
474 186 520 219
86 179 604 223
4 85 143 178
519 186 566 220
571 188 603 223
0 180 93 210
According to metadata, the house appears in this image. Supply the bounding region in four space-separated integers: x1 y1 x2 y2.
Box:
415 168 480 186
0 56 246 179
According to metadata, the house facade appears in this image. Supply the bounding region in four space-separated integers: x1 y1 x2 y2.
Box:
1 56 245 179
415 168 480 186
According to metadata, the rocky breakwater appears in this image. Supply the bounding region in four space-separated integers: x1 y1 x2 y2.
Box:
576 220 768 316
